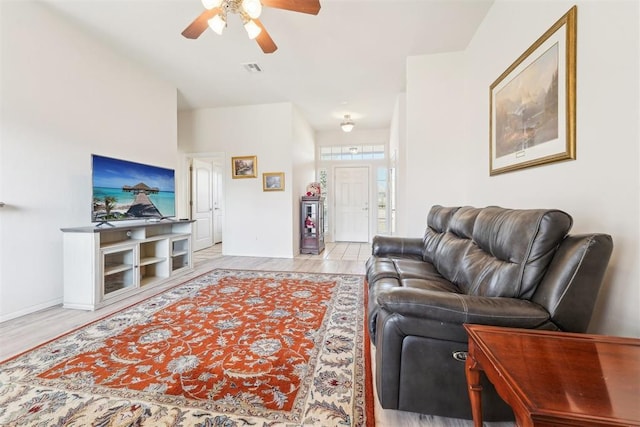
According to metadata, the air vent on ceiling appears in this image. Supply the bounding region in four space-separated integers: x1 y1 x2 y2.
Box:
242 63 263 73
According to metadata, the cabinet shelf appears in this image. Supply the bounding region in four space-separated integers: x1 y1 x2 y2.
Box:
104 263 134 275
139 256 165 267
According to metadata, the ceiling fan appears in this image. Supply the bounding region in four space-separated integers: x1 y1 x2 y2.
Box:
182 0 321 54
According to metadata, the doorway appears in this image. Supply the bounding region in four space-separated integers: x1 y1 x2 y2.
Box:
190 156 224 251
334 166 369 242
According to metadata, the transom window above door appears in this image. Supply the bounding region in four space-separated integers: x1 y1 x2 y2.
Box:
320 145 385 161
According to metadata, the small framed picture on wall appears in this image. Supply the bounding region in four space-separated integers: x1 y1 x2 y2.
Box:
231 155 257 178
263 172 285 191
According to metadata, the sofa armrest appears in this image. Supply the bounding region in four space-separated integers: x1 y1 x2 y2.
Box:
377 287 550 329
371 235 423 258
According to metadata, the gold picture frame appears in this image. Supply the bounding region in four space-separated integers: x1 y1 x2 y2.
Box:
489 6 577 176
262 172 285 191
231 155 257 178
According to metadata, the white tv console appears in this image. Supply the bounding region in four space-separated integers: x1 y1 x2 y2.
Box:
61 220 194 310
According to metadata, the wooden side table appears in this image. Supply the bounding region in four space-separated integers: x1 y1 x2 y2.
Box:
464 324 640 427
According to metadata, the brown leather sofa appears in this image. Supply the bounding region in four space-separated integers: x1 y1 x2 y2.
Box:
366 205 613 420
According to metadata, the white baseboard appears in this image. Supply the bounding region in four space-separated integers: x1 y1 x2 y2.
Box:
0 298 63 324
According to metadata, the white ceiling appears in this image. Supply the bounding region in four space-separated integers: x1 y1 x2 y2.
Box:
40 0 493 132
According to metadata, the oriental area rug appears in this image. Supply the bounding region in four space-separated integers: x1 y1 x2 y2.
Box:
0 270 373 426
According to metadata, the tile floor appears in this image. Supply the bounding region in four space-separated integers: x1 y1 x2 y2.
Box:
194 241 372 264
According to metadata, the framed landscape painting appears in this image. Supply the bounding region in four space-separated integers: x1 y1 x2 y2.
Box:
489 6 576 176
263 172 284 191
231 155 257 178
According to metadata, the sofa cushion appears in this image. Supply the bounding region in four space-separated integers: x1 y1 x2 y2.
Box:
531 233 613 332
393 258 441 280
366 258 401 284
422 206 459 263
377 288 552 328
434 207 573 299
448 206 482 239
400 277 460 293
366 256 440 285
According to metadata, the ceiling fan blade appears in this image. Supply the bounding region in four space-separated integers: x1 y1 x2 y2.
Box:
182 8 221 39
254 19 277 54
261 0 321 15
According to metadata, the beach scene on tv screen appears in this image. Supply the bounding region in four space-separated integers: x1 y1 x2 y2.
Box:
92 155 176 222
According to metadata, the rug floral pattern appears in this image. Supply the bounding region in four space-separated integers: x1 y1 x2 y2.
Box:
0 270 371 426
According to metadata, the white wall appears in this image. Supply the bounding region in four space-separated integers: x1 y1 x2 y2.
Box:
315 128 390 148
0 1 178 321
406 51 471 228
178 103 314 258
404 0 640 337
291 107 316 254
390 94 406 235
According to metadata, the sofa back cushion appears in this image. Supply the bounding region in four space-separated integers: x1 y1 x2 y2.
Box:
422 206 460 263
434 207 573 298
531 233 613 332
448 206 482 238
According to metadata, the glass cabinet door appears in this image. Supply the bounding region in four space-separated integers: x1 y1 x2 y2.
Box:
303 202 318 236
102 244 137 298
171 236 191 272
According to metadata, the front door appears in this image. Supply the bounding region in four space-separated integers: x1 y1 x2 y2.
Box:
191 158 213 251
334 166 369 242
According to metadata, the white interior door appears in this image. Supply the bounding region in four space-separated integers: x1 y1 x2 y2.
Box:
334 166 369 242
191 158 213 251
212 164 223 244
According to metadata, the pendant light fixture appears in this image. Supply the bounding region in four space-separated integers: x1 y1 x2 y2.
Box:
340 114 355 132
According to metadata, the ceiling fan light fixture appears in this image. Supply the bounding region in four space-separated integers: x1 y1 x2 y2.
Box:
201 0 222 10
242 0 263 19
244 19 262 39
183 0 321 53
341 114 355 132
208 13 226 35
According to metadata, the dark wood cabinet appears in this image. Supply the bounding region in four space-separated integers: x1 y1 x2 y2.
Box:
300 196 324 255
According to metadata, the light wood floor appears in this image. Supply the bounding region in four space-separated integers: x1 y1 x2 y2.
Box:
0 242 512 427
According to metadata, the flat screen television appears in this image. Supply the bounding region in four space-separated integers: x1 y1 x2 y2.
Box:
91 154 176 224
